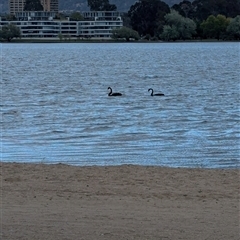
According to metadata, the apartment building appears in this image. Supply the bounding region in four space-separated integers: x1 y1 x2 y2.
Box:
41 0 58 12
9 0 25 14
0 11 123 39
9 0 58 15
79 11 122 39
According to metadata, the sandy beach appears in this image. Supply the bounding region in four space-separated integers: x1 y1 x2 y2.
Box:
1 163 239 240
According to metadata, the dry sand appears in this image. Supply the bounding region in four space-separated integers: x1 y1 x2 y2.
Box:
0 163 239 240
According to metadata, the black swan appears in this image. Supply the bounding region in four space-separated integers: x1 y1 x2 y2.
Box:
148 88 164 96
108 87 122 96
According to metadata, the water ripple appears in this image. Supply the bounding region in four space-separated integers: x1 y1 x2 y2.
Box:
1 42 240 168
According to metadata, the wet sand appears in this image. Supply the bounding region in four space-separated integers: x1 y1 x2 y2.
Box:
1 163 239 240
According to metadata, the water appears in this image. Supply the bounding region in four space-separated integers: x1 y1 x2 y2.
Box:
1 42 239 168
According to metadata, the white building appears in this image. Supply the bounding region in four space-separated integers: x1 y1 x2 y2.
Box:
0 11 123 39
79 11 122 39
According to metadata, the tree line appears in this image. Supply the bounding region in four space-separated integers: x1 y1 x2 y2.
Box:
124 0 240 41
1 0 240 41
89 0 240 41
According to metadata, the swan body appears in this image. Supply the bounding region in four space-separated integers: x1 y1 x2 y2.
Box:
148 88 164 96
108 87 122 96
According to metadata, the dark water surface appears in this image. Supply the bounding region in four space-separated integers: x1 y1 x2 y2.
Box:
1 42 239 168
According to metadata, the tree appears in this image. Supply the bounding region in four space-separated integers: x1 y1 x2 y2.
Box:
87 0 117 11
103 3 117 11
200 14 230 39
172 0 195 18
121 12 131 28
54 13 67 20
201 15 216 38
111 26 140 41
5 14 17 21
69 12 84 21
226 15 240 40
128 0 170 38
0 24 21 42
58 33 63 41
160 10 196 40
160 25 179 41
24 0 43 11
192 0 240 21
180 17 197 39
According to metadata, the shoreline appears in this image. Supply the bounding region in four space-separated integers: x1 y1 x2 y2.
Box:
1 162 239 240
1 39 240 43
1 161 240 169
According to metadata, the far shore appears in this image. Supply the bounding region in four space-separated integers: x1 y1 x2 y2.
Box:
1 38 239 44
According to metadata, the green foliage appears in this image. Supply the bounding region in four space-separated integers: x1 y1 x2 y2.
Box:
69 12 84 21
1 0 240 15
226 15 240 40
172 0 195 18
24 0 43 11
128 0 170 37
145 34 151 41
2 0 240 42
0 24 21 42
160 10 196 40
200 14 230 39
160 25 179 41
87 0 117 11
111 26 140 41
191 0 240 21
172 0 240 22
58 33 63 41
5 14 17 21
201 15 216 38
1 0 188 13
121 13 131 28
181 17 197 39
54 13 67 20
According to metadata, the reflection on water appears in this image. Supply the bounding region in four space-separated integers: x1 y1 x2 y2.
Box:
1 42 240 168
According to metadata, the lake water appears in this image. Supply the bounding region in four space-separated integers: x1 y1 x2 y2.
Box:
1 42 239 168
